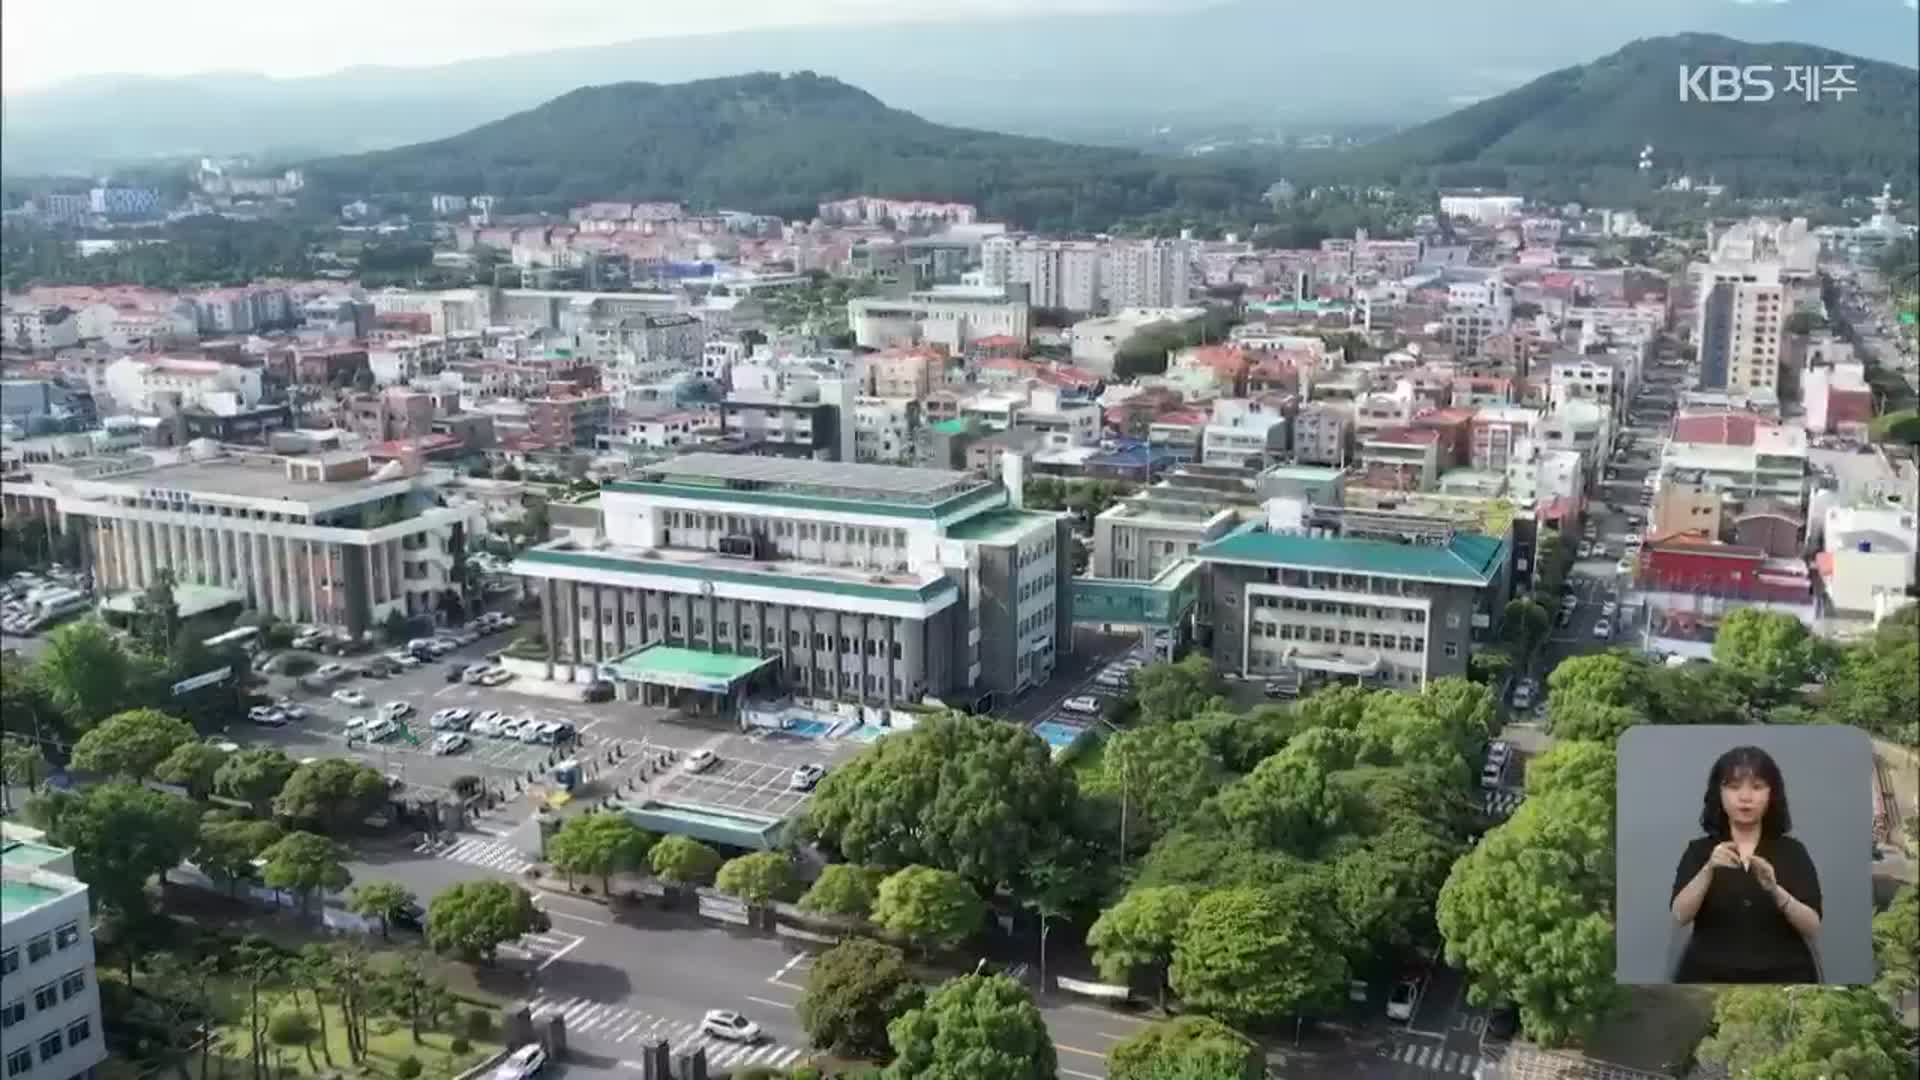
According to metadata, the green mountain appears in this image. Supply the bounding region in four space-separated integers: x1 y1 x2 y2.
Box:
1326 33 1920 199
300 72 1268 231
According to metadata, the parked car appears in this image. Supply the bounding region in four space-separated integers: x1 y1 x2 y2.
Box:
431 732 471 756
699 1011 762 1044
789 763 827 791
517 720 548 745
445 664 468 683
492 1044 547 1080
332 689 369 707
684 748 719 774
470 712 505 737
1510 683 1533 710
583 680 615 703
1480 759 1504 789
497 717 527 741
430 707 470 731
247 706 289 727
479 668 515 687
1061 695 1101 715
315 662 348 680
379 700 413 721
1386 979 1422 1022
1486 1005 1520 1040
463 664 493 684
273 700 309 721
1592 619 1613 639
364 717 399 742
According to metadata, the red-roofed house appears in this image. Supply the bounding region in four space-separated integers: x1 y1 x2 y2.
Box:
968 334 1025 362
1672 411 1760 447
1360 425 1443 490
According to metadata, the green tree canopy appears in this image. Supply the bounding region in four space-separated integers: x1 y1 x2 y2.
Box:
1131 654 1226 725
1545 652 1654 744
1168 882 1350 1028
273 758 389 833
871 865 985 953
798 939 924 1060
1087 885 1197 1002
1820 607 1920 745
1089 722 1226 849
1107 1015 1262 1080
42 782 201 918
1712 608 1819 702
804 711 1080 894
548 811 656 893
715 851 797 906
1871 884 1917 1008
647 834 723 887
346 881 419 940
885 974 1056 1080
193 816 282 895
1695 987 1914 1080
797 863 888 919
426 880 547 964
70 708 195 779
259 831 352 913
215 747 299 816
155 740 229 799
36 619 139 729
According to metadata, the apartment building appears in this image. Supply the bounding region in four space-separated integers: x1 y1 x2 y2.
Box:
102 355 263 416
1439 194 1524 225
1803 364 1874 436
1198 497 1512 691
1 824 107 1080
346 388 438 443
527 391 612 448
44 449 482 635
853 398 919 464
1201 399 1289 470
1094 487 1244 580
848 287 1030 352
981 237 1105 313
1104 238 1193 310
511 453 1072 713
0 306 80 353
868 349 949 399
1291 403 1351 466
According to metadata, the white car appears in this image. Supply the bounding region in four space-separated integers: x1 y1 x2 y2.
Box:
431 732 471 756
331 688 369 707
343 716 371 739
479 668 515 687
492 1044 547 1080
1387 979 1422 1022
274 700 309 721
379 700 413 721
430 707 470 731
789 763 827 791
315 663 347 680
247 705 288 726
683 748 719 774
1592 619 1613 639
1510 685 1533 710
364 717 399 742
518 720 548 745
1616 557 1635 576
470 712 504 737
497 717 527 740
699 1010 762 1043
1488 740 1512 766
463 664 492 684
1577 542 1594 559
1061 695 1101 715
1601 601 1618 618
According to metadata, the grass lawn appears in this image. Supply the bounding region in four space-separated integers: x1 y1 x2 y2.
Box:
1581 984 1716 1074
208 1004 499 1080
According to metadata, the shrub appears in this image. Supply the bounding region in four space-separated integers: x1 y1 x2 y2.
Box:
465 1008 494 1039
280 654 316 677
395 1056 422 1080
449 1037 471 1054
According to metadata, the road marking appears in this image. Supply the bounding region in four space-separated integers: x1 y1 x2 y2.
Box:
1055 1043 1106 1060
1065 1004 1145 1024
541 907 611 926
536 933 583 971
766 978 806 993
745 995 795 1011
1059 1066 1105 1079
770 953 809 982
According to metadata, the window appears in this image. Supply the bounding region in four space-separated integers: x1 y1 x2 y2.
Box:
790 630 801 647
25 937 49 964
624 611 636 627
1 1000 22 1027
670 617 682 634
647 613 659 628
742 625 754 642
0 950 15 976
53 925 77 951
36 1032 59 1063
891 641 902 660
1443 642 1460 658
6 1046 29 1077
65 1019 88 1046
32 985 55 1012
716 623 728 639
59 973 83 1001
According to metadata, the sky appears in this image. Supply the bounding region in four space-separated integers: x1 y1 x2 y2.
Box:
0 0 1187 92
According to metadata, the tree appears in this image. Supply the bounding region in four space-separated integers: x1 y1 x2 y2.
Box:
381 609 410 644
804 711 1079 895
647 834 722 888
1544 652 1652 744
268 1008 319 1073
346 881 418 940
426 880 547 965
259 831 352 914
798 939 924 1060
70 707 195 779
716 851 797 906
1131 654 1224 725
1436 783 1619 1045
1821 610 1920 745
1501 598 1551 657
1087 886 1196 1005
1695 987 1914 1080
215 748 298 816
1092 723 1226 850
1108 1016 1262 1080
885 974 1056 1080
0 740 50 790
136 568 183 656
871 866 985 953
37 619 135 728
1713 608 1817 702
155 740 229 799
41 783 199 958
1212 746 1353 856
273 757 389 832
1872 885 1918 1008
547 811 655 893
798 863 887 919
1646 664 1750 727
1169 884 1349 1027
194 817 283 896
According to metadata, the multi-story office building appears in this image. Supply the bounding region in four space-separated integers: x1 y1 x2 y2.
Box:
847 287 1030 351
512 453 1072 715
1197 497 1512 692
44 449 482 635
1 823 106 1080
981 237 1105 313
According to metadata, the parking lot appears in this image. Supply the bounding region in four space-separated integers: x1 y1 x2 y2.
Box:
653 753 819 819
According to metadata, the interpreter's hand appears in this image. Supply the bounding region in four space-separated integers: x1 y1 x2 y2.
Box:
1746 854 1777 892
1708 842 1744 870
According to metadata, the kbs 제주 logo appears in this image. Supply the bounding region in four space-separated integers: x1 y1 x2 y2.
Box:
1678 64 1858 103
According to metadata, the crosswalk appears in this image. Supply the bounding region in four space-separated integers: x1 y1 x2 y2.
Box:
500 931 583 968
1483 789 1526 818
525 996 808 1072
1381 1040 1487 1075
419 834 535 874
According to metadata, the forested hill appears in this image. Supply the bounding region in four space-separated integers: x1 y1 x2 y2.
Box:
299 72 1271 232
1315 34 1920 200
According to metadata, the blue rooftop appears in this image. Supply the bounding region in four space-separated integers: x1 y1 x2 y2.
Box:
1197 527 1507 585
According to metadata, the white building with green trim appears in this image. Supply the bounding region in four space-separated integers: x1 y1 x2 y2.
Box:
512 453 1072 723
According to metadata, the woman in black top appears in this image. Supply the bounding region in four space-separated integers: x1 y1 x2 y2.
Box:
1670 745 1824 983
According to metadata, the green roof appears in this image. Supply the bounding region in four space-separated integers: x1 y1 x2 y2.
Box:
1197 528 1507 585
519 547 959 604
930 418 970 435
1 880 65 917
601 645 775 692
944 509 1057 543
614 800 784 851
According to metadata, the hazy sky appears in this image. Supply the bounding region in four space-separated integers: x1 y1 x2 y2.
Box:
0 0 1186 92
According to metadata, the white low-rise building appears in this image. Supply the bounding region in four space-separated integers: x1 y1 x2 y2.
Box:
847 287 1029 352
1 823 107 1080
103 354 263 416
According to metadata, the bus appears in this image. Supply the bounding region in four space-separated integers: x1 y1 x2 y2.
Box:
202 626 264 655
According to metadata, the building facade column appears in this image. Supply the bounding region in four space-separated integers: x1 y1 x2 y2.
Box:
540 578 558 680
566 581 581 664
591 587 605 663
